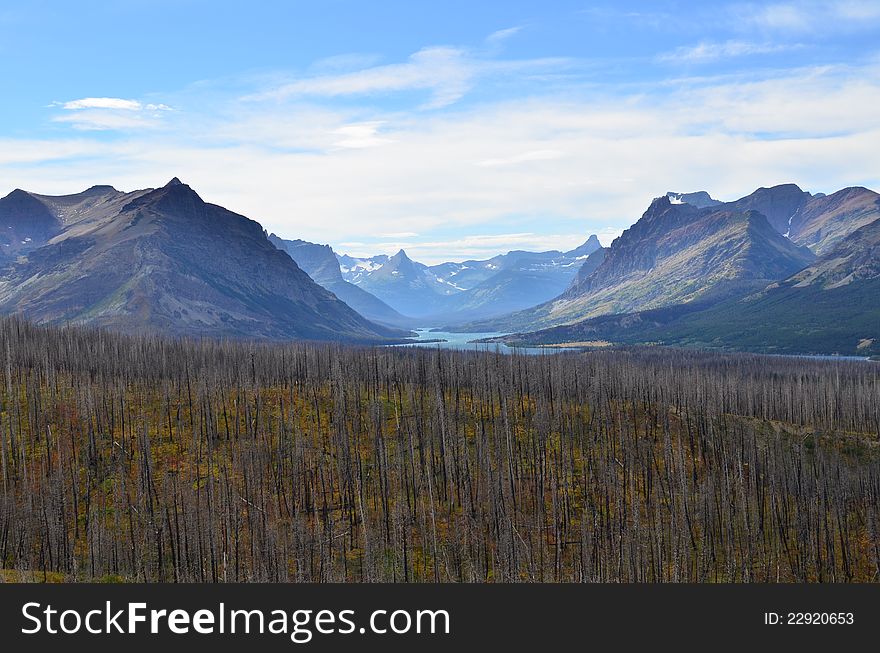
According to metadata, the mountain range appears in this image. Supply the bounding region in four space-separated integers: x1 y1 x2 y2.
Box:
485 184 880 356
336 235 604 321
0 177 876 356
0 180 406 342
268 235 414 328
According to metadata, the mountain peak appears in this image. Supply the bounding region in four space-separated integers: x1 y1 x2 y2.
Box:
729 183 812 234
567 234 602 257
83 184 117 194
652 195 672 208
4 188 32 201
666 190 721 209
165 177 184 187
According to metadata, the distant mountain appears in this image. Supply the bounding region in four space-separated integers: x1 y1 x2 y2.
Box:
561 246 607 297
268 235 413 327
438 244 605 322
464 195 815 332
0 180 406 342
339 249 448 317
499 217 880 356
337 236 602 321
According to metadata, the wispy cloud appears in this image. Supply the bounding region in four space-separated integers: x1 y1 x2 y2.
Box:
4 25 880 263
732 1 880 34
249 45 571 110
658 40 798 63
253 47 475 109
486 26 522 47
62 97 143 111
476 149 565 167
52 97 172 131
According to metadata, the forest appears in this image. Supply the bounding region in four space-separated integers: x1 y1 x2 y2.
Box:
0 316 878 583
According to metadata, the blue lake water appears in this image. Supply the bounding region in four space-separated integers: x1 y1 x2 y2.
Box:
389 330 877 362
390 329 559 356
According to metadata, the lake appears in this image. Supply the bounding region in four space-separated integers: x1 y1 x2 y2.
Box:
389 330 877 361
390 329 562 356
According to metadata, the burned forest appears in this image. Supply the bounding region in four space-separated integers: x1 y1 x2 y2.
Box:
0 317 878 583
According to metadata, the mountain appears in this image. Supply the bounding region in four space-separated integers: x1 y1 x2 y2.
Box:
784 187 880 255
500 218 880 356
666 190 721 208
0 189 63 258
0 180 406 342
561 246 607 297
463 196 815 332
437 245 605 322
725 183 812 234
784 213 880 289
340 248 449 317
337 236 603 321
268 235 414 327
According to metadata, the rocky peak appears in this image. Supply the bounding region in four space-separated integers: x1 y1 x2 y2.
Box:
666 190 721 209
567 234 602 258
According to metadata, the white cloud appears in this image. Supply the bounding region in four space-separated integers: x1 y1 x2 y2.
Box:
659 40 798 63
476 149 565 167
249 45 570 110
62 97 143 111
254 46 474 109
52 97 172 131
749 3 813 31
5 48 880 264
380 232 419 239
486 26 522 47
835 0 880 20
733 1 880 34
332 121 393 149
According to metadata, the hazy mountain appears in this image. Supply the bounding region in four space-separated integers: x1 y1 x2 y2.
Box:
337 236 602 321
463 195 815 332
501 218 880 356
0 180 405 342
268 235 414 327
560 246 607 297
339 249 449 317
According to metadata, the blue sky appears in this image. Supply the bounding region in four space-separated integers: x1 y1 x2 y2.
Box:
2 0 880 262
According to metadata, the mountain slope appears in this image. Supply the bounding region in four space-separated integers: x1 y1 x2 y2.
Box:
505 218 880 356
268 235 414 327
786 187 880 255
0 189 62 258
713 183 879 254
464 196 815 332
0 180 405 342
725 183 812 234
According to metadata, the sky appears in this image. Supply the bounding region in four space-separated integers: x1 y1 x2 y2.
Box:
1 0 880 263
